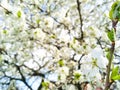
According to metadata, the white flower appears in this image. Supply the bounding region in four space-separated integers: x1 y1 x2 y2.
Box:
65 84 77 90
34 0 39 5
58 29 71 42
115 40 120 50
61 17 71 26
60 66 69 76
33 28 41 38
57 66 69 82
73 70 82 75
43 17 54 29
1 0 12 11
91 46 108 68
9 7 26 30
54 7 69 19
59 47 72 60
80 46 107 81
59 73 67 82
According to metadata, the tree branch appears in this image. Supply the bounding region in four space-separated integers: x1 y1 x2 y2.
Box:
105 20 117 90
76 0 84 40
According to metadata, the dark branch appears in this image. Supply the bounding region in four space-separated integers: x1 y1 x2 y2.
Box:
78 54 85 69
0 4 12 14
14 64 33 90
76 0 84 40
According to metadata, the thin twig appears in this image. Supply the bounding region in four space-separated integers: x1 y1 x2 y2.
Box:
105 20 117 90
76 0 84 40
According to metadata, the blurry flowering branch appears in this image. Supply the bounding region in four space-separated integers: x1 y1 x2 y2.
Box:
105 1 120 90
0 0 119 90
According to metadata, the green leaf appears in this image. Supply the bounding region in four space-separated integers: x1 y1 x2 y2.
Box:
109 9 113 19
109 1 120 20
74 73 81 80
17 10 21 18
107 29 115 42
2 30 8 34
89 26 94 31
92 58 98 67
106 51 111 60
58 75 61 80
112 75 120 80
50 35 56 39
73 38 76 44
42 82 49 88
83 45 86 49
111 1 118 11
36 19 40 24
111 66 120 80
58 59 64 67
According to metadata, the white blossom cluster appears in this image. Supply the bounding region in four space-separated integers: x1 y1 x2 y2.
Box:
0 0 120 90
